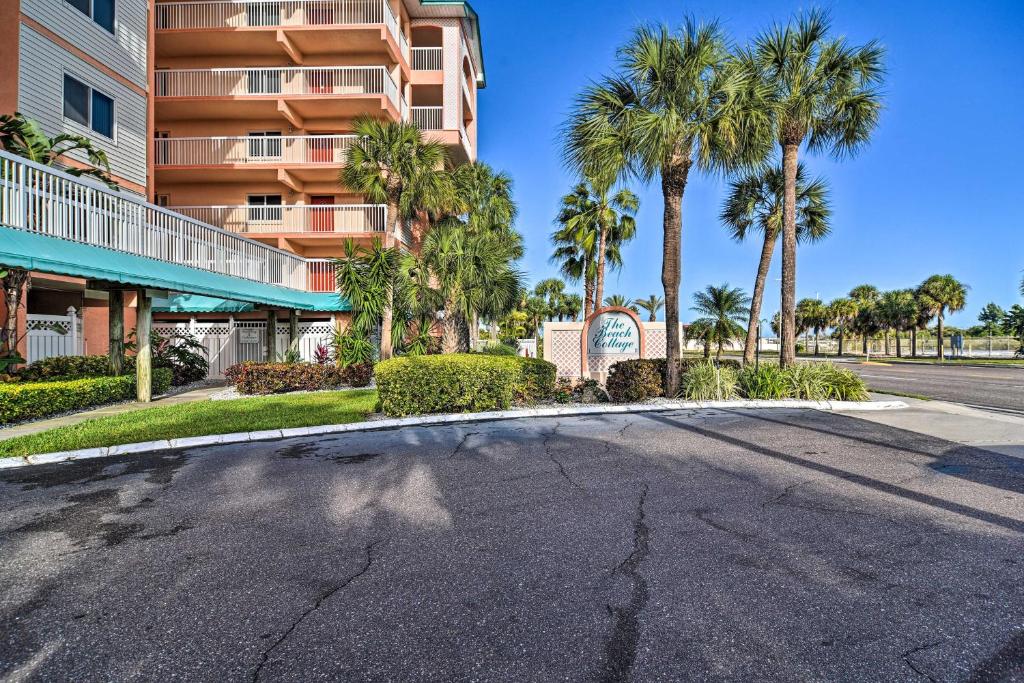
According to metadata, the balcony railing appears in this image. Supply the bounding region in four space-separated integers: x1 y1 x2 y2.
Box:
171 204 388 234
306 258 336 292
411 46 442 70
0 149 307 289
155 66 400 112
411 106 442 131
154 135 356 166
156 0 409 59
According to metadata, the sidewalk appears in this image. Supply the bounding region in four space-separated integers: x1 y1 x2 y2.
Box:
0 384 226 442
850 392 1024 459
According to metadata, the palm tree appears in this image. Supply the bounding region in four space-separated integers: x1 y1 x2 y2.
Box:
747 10 884 366
1004 304 1024 357
341 117 448 359
827 298 858 356
559 293 584 322
603 294 640 314
522 295 551 339
564 19 771 396
796 298 829 355
533 278 566 315
691 284 751 360
849 284 881 354
0 113 117 363
878 289 918 357
978 302 1006 355
633 294 665 322
721 163 830 363
909 291 932 358
917 275 968 361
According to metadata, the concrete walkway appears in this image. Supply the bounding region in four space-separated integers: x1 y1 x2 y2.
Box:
0 383 225 442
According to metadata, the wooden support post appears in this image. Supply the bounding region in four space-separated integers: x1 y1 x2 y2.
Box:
136 289 152 403
265 309 277 362
109 290 125 375
289 309 299 355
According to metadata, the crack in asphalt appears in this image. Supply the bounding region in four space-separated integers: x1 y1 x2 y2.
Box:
617 420 636 438
901 640 943 682
449 430 481 459
543 422 584 490
601 483 650 683
251 539 384 682
692 508 755 542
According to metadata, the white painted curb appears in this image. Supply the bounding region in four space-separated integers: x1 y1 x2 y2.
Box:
1 399 907 469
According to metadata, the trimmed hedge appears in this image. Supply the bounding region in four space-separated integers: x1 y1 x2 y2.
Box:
375 354 557 416
17 355 122 382
0 368 172 424
606 359 664 402
224 361 373 395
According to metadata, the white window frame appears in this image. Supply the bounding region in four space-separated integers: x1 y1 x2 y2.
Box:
62 73 117 142
64 0 117 34
247 195 283 224
247 131 283 161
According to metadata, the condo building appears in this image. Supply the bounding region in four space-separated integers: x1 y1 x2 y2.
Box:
0 0 485 374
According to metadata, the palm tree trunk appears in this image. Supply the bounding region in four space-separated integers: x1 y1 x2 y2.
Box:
594 218 608 312
661 159 690 397
911 328 917 357
742 231 775 365
936 312 944 361
884 330 890 356
716 338 723 361
895 329 902 357
583 256 595 319
838 329 844 356
380 200 401 360
814 329 820 356
862 334 868 355
779 142 800 368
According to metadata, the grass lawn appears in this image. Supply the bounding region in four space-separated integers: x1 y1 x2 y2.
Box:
0 390 378 459
875 357 1024 367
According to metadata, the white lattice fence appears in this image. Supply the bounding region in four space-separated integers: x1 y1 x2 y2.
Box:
26 309 83 364
543 321 685 380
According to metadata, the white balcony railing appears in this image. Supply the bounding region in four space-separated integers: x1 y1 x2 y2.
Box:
411 106 442 131
0 149 307 289
411 46 442 70
156 0 408 58
171 204 388 234
154 135 356 166
155 66 400 112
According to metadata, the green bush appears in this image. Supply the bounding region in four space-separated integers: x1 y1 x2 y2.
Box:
606 359 664 402
18 355 118 381
224 361 372 395
0 368 171 424
782 363 829 400
375 354 556 416
737 364 792 400
479 343 518 356
810 363 869 401
680 360 738 400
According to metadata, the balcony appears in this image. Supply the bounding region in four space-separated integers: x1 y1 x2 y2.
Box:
411 47 442 71
171 204 388 236
154 66 401 124
154 134 355 184
156 0 410 65
411 106 442 130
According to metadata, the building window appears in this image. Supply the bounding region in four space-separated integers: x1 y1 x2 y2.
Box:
63 74 116 139
247 132 282 160
155 194 170 208
65 0 116 33
248 195 282 223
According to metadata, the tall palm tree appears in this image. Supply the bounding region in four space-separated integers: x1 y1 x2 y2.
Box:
633 294 665 322
827 297 858 356
691 284 751 360
603 294 639 314
559 293 584 322
747 10 884 366
909 291 932 358
533 278 566 315
917 274 968 361
342 117 448 359
565 20 771 395
849 284 881 354
796 298 829 355
721 163 830 364
878 289 918 357
1004 304 1024 357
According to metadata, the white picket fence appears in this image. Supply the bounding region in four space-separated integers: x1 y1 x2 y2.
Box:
153 319 335 378
26 308 83 364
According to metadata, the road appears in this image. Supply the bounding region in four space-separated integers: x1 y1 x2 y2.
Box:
842 361 1024 413
3 409 1023 681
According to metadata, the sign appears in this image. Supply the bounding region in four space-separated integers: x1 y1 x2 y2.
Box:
587 311 640 356
239 329 260 345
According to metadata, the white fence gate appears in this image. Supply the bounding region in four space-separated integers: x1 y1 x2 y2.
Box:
26 308 83 364
153 319 335 379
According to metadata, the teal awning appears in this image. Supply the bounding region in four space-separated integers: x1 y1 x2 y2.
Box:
153 294 256 313
0 226 349 312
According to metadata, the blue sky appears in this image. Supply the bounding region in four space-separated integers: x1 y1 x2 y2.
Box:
472 0 1024 326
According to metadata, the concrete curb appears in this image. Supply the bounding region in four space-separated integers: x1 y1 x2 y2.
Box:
0 399 907 469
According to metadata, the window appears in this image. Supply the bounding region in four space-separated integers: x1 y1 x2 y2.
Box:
247 132 282 160
63 74 116 139
248 195 282 223
65 0 116 33
155 194 170 208
247 70 281 95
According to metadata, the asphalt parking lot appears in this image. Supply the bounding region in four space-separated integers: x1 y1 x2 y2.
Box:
2 408 1023 681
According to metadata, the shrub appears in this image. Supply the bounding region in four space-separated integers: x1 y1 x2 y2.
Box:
480 343 518 356
811 363 869 401
224 361 373 395
516 357 557 401
0 368 171 424
127 330 210 386
782 363 829 400
375 354 556 416
18 355 117 381
606 359 664 402
679 360 738 400
737 364 792 400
